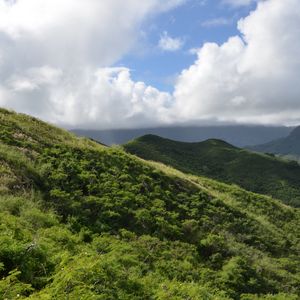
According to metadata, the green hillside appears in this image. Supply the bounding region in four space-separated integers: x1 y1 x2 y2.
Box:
250 126 300 158
124 135 300 208
0 108 300 299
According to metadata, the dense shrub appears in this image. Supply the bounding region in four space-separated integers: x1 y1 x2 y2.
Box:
0 108 299 299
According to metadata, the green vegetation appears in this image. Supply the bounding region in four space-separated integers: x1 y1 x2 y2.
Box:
0 108 300 299
124 134 300 207
277 154 300 164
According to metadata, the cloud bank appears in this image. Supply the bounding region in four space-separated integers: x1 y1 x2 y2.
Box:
0 0 182 128
174 0 300 125
0 0 300 128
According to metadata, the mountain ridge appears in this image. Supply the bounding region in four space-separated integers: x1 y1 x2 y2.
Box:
250 126 300 157
72 125 293 147
124 134 300 207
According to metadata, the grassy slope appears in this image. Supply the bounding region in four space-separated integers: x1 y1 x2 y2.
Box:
124 134 300 207
0 108 300 299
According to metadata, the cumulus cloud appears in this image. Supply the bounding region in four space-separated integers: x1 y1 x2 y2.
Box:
158 31 184 51
0 0 183 128
0 0 157 67
1 0 300 128
7 66 63 92
0 66 172 129
173 0 300 125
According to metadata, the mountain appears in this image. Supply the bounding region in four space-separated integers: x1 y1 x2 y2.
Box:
250 126 300 157
0 108 300 299
124 134 300 207
72 125 293 147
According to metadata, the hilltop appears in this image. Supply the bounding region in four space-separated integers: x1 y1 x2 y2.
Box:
124 134 300 207
250 126 300 158
0 108 300 299
72 125 292 147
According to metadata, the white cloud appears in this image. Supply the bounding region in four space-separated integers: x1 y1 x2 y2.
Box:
1 0 300 129
7 66 63 92
0 0 184 67
158 31 184 51
173 0 300 125
0 0 183 128
1 67 172 129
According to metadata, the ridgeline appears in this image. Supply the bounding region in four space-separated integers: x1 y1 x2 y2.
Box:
124 134 300 207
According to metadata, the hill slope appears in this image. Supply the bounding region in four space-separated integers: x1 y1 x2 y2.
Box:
124 134 300 207
0 108 300 299
250 126 300 157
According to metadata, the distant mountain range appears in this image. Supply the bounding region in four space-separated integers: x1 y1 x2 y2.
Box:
124 134 300 207
249 126 300 157
72 125 293 147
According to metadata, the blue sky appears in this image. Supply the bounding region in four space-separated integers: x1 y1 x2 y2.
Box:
119 0 256 92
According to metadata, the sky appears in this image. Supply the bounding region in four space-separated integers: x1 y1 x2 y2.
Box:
0 0 300 129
